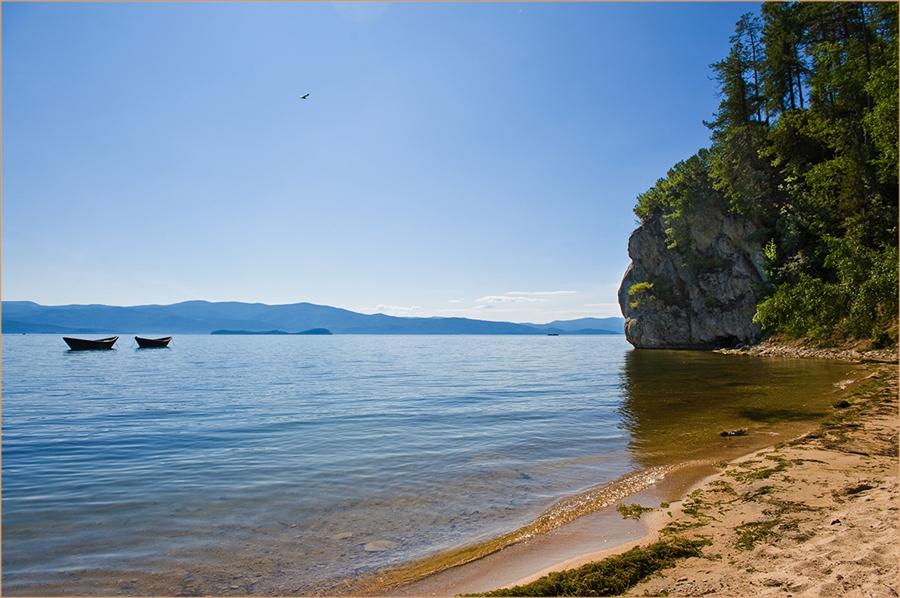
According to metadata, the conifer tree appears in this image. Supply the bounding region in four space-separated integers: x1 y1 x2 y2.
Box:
635 2 898 346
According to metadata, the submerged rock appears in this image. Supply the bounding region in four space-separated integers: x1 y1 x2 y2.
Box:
618 206 767 350
363 540 397 552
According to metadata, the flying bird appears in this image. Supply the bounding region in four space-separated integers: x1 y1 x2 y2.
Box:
300 93 310 99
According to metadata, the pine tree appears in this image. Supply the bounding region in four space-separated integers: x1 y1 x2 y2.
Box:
636 2 898 346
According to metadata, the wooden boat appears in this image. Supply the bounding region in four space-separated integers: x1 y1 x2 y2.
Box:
135 336 172 348
63 336 118 351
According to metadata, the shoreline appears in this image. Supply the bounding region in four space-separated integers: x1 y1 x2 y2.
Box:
347 461 718 596
717 338 899 363
623 359 898 596
359 350 898 597
368 463 717 597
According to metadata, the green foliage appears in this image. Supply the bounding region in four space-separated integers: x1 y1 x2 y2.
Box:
627 282 655 309
755 241 898 342
708 122 776 217
634 150 729 274
754 276 843 339
634 150 724 227
628 278 676 309
475 538 708 597
863 57 899 185
635 2 899 347
763 239 778 266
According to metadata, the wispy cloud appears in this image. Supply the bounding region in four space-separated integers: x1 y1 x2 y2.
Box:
475 295 542 305
473 290 577 305
505 291 577 297
435 290 614 321
372 304 422 317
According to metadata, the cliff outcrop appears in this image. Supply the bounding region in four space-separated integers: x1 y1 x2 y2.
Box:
617 205 767 349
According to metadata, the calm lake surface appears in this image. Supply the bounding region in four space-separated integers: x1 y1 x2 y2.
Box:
2 334 856 595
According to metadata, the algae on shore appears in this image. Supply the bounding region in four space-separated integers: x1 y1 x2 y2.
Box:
473 538 709 597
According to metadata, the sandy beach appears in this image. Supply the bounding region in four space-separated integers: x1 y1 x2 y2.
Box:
623 358 899 597
365 350 898 597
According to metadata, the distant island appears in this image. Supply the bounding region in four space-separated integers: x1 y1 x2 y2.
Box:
2 300 625 336
211 329 333 335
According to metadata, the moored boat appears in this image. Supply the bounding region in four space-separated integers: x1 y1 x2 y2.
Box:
135 336 172 348
63 336 119 351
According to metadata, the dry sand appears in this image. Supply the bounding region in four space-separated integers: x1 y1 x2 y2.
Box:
371 353 898 597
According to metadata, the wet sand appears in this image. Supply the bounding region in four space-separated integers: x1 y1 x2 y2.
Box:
365 355 898 597
377 468 707 596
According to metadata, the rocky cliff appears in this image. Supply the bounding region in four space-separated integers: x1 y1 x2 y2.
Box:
617 205 768 349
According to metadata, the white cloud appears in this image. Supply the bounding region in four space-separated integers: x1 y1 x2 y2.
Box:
447 298 465 304
475 295 542 304
472 290 577 305
373 304 422 317
505 290 577 297
433 290 620 323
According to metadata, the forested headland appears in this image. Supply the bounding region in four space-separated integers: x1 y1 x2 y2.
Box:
632 2 897 348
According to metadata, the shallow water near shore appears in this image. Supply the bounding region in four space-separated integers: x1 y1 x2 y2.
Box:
1 334 857 595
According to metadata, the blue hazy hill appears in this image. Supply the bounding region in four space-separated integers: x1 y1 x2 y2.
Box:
2 301 625 335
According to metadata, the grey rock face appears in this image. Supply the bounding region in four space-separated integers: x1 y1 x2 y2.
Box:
617 206 767 349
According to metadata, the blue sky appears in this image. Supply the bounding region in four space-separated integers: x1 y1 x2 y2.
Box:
2 2 760 323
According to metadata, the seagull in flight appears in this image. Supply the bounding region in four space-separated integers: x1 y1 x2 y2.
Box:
300 93 310 99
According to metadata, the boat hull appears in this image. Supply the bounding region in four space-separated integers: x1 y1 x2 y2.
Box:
135 336 172 348
63 336 119 351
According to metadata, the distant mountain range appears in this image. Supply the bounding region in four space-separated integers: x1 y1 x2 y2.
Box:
2 301 625 336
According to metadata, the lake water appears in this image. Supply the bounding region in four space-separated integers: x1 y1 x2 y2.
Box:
1 334 856 595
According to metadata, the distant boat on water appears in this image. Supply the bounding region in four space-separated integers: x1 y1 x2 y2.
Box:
63 336 118 351
135 336 172 348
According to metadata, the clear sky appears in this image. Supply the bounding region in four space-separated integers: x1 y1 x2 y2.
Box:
2 1 760 324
